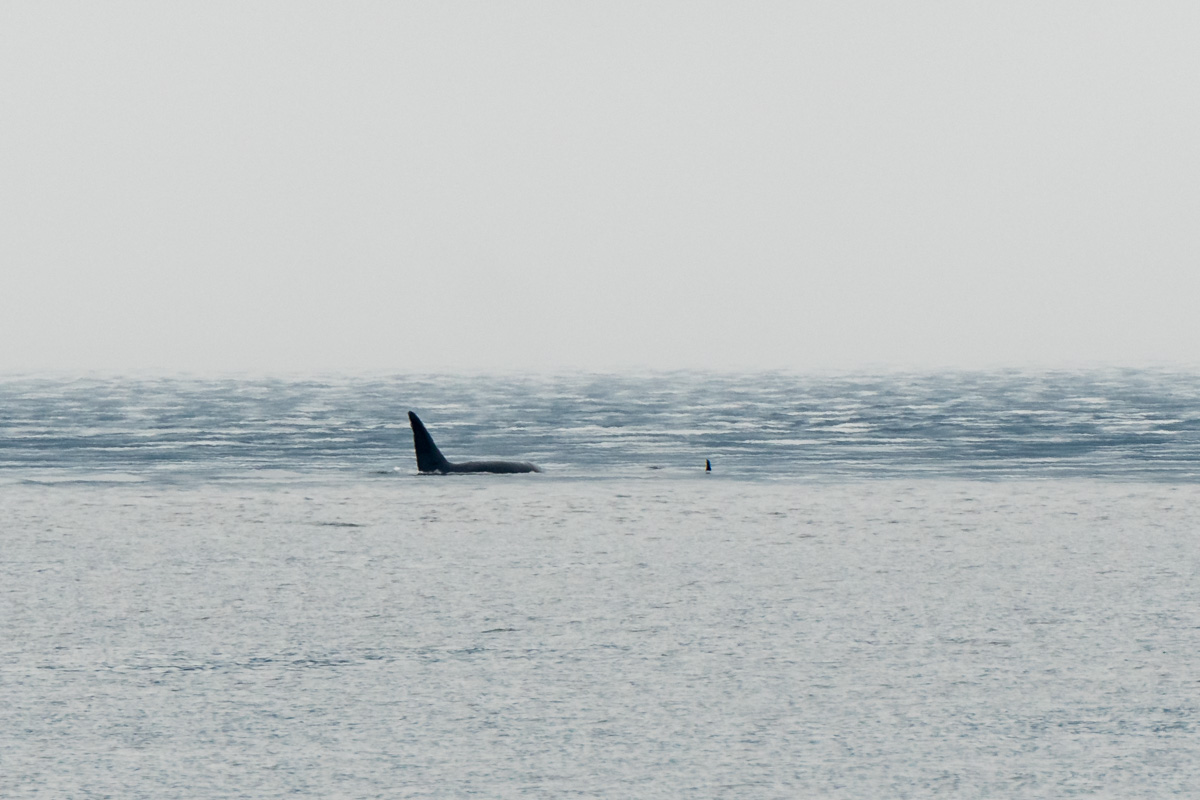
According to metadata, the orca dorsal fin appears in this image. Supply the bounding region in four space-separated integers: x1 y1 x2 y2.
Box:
408 411 453 473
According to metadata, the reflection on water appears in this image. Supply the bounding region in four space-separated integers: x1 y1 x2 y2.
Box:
2 479 1198 797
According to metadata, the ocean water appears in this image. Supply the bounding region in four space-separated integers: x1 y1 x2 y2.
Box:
2 371 1199 797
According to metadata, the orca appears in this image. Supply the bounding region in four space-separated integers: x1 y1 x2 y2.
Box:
408 411 541 474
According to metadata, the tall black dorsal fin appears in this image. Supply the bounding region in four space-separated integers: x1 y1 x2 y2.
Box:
408 411 452 473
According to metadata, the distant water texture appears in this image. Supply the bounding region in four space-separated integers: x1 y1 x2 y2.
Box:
2 371 1200 798
2 370 1200 483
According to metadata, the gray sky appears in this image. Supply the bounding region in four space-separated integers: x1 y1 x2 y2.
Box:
3 2 1198 374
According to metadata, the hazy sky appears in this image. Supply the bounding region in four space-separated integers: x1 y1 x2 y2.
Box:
3 3 1198 373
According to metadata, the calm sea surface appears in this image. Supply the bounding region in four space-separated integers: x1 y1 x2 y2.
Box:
2 371 1199 797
